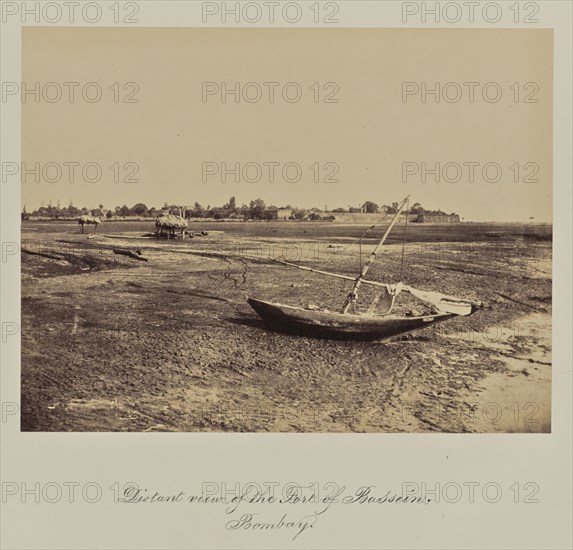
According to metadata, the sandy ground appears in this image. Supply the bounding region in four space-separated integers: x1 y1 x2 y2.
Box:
20 224 552 432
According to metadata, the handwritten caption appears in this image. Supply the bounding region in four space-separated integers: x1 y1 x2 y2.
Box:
114 481 536 539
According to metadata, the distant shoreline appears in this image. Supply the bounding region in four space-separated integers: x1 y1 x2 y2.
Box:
21 218 553 225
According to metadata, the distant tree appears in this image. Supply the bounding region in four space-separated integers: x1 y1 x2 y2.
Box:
132 203 148 216
249 199 266 220
119 204 131 217
229 196 236 211
166 204 182 215
332 207 347 213
362 201 379 213
190 202 205 218
46 200 55 217
385 202 399 214
409 202 424 215
293 208 307 220
65 200 78 218
106 211 113 219
237 204 249 218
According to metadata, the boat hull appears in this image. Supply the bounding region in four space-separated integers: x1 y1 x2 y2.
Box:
246 297 457 341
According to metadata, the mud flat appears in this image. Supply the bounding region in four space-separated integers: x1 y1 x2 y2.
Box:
452 312 551 433
20 223 552 432
385 312 551 433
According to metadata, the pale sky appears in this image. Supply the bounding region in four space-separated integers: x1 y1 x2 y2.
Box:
22 28 552 222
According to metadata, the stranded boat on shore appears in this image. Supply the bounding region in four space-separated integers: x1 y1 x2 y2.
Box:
247 195 482 340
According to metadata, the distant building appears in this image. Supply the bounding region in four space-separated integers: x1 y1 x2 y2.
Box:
276 208 292 220
417 213 460 223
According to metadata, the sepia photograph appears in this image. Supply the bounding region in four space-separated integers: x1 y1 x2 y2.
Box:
18 27 552 433
2 3 572 550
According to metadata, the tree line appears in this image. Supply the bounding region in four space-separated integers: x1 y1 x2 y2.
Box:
22 198 457 221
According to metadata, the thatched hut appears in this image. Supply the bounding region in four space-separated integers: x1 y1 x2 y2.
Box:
155 214 187 239
78 215 101 234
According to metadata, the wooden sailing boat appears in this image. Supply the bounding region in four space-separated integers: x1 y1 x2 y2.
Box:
246 196 482 340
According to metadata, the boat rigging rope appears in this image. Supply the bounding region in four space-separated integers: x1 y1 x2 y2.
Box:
272 210 393 302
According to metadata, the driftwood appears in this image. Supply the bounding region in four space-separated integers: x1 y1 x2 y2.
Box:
184 230 209 238
112 249 148 262
22 247 67 261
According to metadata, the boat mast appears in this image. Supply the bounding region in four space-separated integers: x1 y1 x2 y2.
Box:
341 195 410 314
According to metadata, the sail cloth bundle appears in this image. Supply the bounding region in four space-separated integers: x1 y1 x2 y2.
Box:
368 283 478 317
